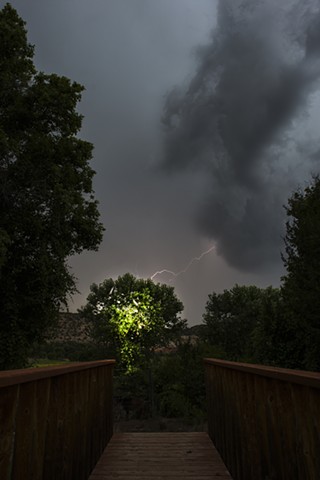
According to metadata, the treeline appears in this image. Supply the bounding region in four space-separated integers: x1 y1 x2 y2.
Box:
32 331 221 423
201 285 304 369
201 176 320 372
73 176 320 374
28 171 320 422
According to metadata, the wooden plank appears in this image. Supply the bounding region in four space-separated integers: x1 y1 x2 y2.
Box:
11 381 37 480
0 360 116 388
88 433 233 479
74 369 90 480
0 385 19 480
204 358 320 389
11 378 51 480
42 374 67 480
0 363 114 480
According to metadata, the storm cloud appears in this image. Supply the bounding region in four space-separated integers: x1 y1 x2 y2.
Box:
162 0 320 270
7 0 320 324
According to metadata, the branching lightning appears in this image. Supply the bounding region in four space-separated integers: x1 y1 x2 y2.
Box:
150 245 216 282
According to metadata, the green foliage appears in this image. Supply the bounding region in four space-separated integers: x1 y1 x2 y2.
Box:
281 176 320 371
0 5 104 369
153 354 187 417
32 359 70 368
202 279 319 370
80 273 186 372
30 340 109 363
112 340 216 422
201 284 306 368
202 178 320 372
250 287 305 368
203 285 267 361
154 341 221 420
110 290 162 371
159 387 192 418
114 368 151 419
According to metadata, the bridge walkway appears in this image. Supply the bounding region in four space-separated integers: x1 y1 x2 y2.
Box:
89 432 233 480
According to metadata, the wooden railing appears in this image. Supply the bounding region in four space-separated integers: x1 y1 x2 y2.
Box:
204 358 320 480
0 360 115 480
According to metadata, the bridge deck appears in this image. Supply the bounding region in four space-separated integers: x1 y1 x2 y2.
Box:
88 432 233 479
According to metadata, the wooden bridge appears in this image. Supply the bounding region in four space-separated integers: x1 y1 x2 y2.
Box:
0 358 319 480
89 432 232 479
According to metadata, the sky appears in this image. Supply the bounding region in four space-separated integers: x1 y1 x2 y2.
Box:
7 0 320 325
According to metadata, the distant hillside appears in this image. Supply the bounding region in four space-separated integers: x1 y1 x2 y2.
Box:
182 324 205 337
50 314 204 345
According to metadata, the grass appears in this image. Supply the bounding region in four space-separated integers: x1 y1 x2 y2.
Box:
30 358 71 368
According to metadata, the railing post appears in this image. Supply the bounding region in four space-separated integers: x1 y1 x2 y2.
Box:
204 358 320 480
0 360 115 480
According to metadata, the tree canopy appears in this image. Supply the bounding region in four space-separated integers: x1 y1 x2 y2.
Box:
80 273 186 372
249 287 304 369
281 176 320 371
0 4 104 369
202 283 310 369
202 284 268 361
201 177 320 372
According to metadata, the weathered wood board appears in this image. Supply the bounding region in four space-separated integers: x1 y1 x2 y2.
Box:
89 432 233 479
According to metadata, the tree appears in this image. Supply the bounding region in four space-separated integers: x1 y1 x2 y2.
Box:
250 287 304 369
0 5 104 369
281 176 320 371
80 273 186 372
203 285 269 361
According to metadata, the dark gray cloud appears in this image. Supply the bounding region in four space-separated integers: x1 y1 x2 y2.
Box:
162 0 320 270
6 0 320 324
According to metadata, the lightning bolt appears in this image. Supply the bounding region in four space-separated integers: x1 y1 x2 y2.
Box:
150 245 216 282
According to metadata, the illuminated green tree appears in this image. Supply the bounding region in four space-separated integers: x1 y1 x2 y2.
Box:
109 290 162 371
80 273 186 372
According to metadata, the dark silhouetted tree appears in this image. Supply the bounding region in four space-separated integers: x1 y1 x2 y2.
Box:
0 5 104 369
250 287 304 369
202 284 265 361
281 176 320 371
